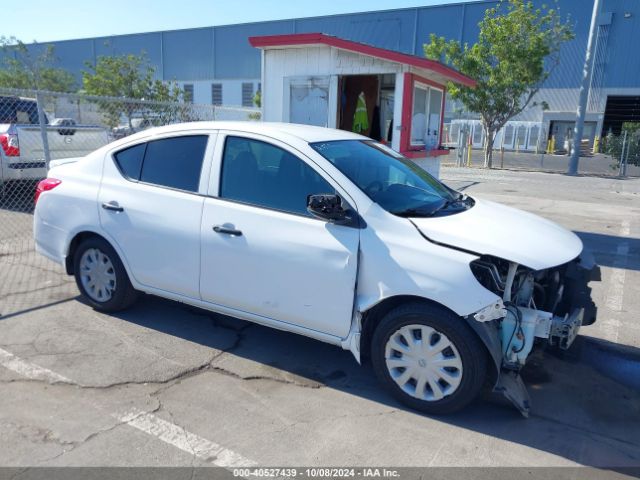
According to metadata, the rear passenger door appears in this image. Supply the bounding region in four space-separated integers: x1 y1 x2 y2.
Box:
99 132 215 299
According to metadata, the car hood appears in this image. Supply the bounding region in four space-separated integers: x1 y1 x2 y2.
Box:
410 197 583 270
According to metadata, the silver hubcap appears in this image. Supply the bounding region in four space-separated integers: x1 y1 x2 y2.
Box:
385 324 463 402
79 248 117 302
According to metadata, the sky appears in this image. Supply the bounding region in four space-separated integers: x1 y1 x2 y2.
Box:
7 0 482 43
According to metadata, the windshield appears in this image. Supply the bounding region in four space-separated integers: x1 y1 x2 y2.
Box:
310 140 461 217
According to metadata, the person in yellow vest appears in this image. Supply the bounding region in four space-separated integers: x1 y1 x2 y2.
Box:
352 91 369 134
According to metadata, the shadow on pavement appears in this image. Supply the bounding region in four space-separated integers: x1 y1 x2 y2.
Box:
108 294 640 469
576 231 640 271
0 181 38 214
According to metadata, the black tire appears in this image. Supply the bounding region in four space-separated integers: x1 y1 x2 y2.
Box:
73 236 138 312
371 302 487 415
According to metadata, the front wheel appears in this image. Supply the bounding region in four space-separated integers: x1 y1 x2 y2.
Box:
73 237 138 312
371 303 487 415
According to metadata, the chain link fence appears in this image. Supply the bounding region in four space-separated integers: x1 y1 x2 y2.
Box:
0 87 259 317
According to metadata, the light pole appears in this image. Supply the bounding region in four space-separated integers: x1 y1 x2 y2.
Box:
568 0 601 175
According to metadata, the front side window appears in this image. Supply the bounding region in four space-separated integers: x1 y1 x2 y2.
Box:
220 136 334 216
311 140 461 217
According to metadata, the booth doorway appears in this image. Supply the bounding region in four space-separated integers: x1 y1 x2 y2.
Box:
337 74 395 143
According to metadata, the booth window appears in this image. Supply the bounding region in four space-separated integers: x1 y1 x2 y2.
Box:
286 77 330 128
409 82 443 150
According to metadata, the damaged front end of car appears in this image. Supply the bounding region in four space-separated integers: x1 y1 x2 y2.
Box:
467 251 601 416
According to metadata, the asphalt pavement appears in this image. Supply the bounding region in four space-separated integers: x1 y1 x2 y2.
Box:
0 168 638 474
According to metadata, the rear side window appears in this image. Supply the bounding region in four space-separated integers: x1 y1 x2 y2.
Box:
114 143 145 180
113 135 208 192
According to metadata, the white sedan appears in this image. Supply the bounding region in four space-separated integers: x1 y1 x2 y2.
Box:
34 122 599 416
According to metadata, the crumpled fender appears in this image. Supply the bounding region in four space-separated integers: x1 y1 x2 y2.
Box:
464 317 531 417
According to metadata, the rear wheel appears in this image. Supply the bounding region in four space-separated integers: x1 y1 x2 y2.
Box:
73 237 138 312
371 303 487 414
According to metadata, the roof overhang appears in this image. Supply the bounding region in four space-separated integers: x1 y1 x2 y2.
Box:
249 33 476 88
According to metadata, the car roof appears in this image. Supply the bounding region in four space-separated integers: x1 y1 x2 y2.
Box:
117 121 368 146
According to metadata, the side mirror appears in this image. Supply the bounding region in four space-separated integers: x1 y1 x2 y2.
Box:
307 194 351 224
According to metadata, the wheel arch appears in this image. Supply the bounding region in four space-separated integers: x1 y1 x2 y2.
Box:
359 295 500 384
64 230 135 286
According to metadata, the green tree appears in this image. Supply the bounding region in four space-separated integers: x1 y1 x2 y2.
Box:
82 52 183 128
425 0 573 168
0 36 76 92
603 123 640 171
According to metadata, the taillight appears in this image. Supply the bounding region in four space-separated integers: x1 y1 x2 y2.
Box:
0 133 20 156
34 178 62 205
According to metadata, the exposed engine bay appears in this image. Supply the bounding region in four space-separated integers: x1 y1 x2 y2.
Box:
469 252 600 414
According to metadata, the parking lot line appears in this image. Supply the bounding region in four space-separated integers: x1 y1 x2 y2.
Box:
602 220 631 343
113 408 257 468
0 346 257 468
0 347 71 383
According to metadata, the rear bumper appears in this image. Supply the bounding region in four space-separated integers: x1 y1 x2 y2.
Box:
2 161 47 181
33 210 66 266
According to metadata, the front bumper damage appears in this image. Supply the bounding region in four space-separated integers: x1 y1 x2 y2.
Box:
467 252 601 417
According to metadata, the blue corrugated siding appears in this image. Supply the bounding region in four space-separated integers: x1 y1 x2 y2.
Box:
601 0 640 88
214 20 293 79
296 10 416 54
12 0 640 91
32 39 94 83
415 4 468 55
93 32 163 79
162 28 214 80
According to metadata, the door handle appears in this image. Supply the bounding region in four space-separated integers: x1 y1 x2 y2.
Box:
213 225 242 236
102 201 124 212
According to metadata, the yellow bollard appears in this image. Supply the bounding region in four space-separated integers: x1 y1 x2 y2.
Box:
467 137 472 167
593 135 600 154
546 139 552 154
515 138 520 154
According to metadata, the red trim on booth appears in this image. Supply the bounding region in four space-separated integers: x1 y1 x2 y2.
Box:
403 149 450 159
440 84 447 149
400 73 414 154
249 33 476 88
399 73 448 157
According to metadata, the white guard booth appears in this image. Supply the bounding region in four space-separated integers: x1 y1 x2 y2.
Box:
250 33 476 178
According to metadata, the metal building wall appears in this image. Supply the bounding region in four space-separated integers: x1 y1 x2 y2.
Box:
12 0 640 105
93 32 164 79
601 0 640 89
214 20 294 79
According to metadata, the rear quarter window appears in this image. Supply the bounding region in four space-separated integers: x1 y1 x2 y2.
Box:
113 143 146 180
